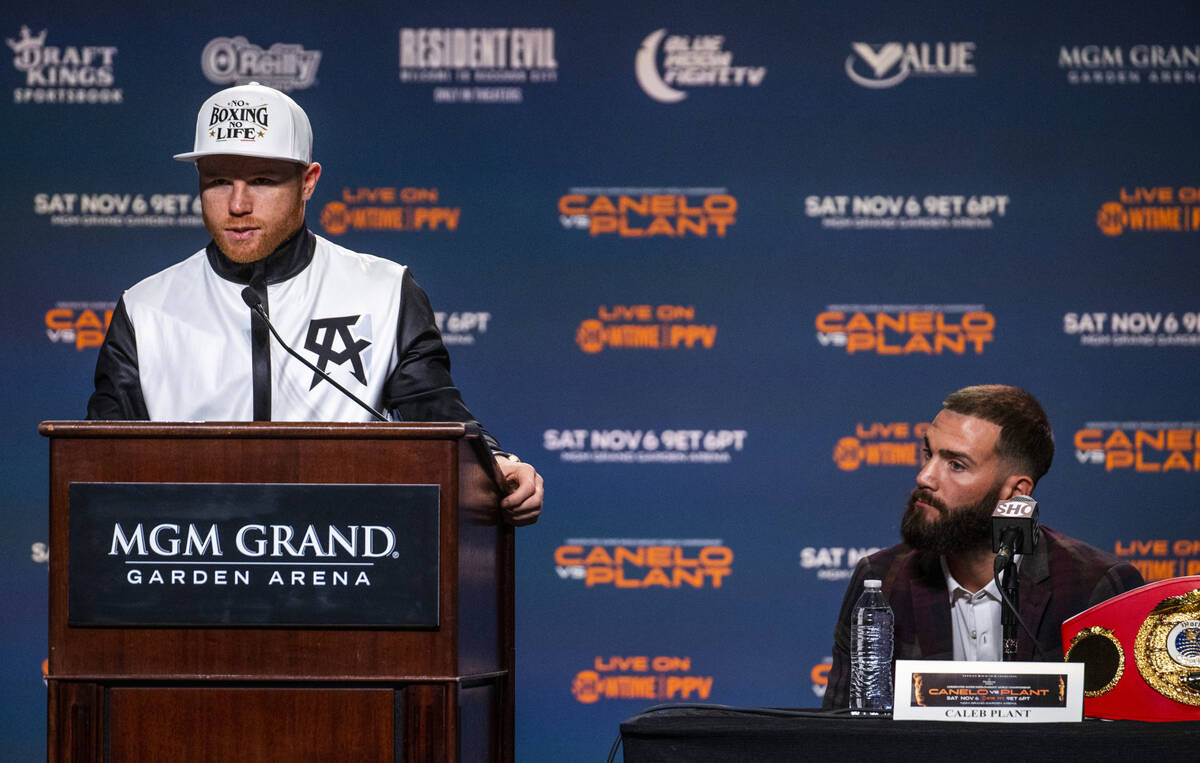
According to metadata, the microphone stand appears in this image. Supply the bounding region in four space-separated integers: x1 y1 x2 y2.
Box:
999 555 1019 661
241 288 388 422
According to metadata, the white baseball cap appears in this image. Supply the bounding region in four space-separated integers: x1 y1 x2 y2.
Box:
174 81 312 165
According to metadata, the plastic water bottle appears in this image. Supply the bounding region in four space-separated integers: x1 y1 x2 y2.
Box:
850 579 894 716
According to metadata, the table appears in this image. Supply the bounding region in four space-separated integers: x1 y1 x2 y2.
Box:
620 706 1200 762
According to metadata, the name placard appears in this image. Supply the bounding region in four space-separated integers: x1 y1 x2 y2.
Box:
68 482 440 628
893 660 1084 722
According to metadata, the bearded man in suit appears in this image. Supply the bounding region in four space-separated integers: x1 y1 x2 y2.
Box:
823 384 1143 709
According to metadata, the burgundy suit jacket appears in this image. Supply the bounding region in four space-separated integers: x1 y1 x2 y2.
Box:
822 525 1144 709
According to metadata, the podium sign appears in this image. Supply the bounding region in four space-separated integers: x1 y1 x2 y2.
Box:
68 482 440 627
43 421 514 762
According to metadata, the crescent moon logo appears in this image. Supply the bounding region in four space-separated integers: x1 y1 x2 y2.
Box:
636 29 686 103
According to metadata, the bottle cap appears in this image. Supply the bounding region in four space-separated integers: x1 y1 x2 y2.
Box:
864 579 881 589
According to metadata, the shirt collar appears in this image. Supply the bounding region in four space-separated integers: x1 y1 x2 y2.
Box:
939 554 1019 604
205 225 315 286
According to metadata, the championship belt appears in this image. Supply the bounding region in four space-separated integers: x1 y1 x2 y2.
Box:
1061 575 1200 721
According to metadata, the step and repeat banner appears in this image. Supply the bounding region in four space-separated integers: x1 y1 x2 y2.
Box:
3 1 1199 758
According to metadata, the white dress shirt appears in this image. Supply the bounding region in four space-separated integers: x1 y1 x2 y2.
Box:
940 555 1021 661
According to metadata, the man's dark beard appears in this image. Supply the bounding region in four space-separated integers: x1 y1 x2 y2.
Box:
900 483 1004 555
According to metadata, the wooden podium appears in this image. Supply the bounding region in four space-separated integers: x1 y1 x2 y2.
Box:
41 421 514 762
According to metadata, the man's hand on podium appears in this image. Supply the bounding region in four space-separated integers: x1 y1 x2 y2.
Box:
497 456 543 526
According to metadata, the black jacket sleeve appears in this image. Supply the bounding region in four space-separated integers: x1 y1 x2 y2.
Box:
382 270 502 453
86 297 149 420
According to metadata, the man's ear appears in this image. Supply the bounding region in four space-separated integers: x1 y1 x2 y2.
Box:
301 162 322 200
1001 472 1034 499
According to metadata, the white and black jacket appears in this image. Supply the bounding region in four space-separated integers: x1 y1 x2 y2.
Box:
87 226 500 451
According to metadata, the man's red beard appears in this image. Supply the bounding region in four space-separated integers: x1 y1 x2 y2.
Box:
900 483 1003 555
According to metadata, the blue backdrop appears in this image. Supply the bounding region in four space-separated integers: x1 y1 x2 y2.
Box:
3 1 1199 759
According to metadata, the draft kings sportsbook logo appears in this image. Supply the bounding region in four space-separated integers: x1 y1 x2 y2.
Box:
319 186 460 234
1074 422 1200 473
559 187 737 238
1096 186 1200 236
833 421 927 472
572 655 714 703
575 304 716 353
554 538 733 589
635 29 765 103
7 26 120 104
816 305 995 355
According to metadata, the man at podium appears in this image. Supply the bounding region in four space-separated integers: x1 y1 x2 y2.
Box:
823 384 1141 708
85 81 541 526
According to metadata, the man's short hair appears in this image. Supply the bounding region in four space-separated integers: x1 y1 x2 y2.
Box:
942 384 1054 485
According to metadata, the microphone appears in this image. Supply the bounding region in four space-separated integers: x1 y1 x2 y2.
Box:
240 287 388 422
991 495 1052 661
992 494 1039 661
991 494 1040 572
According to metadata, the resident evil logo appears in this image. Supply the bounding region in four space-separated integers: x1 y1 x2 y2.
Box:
305 315 370 388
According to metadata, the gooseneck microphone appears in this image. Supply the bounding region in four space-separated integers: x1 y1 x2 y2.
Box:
991 495 1041 661
240 287 388 422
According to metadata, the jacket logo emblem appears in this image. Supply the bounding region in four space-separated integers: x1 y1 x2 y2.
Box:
304 315 371 388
